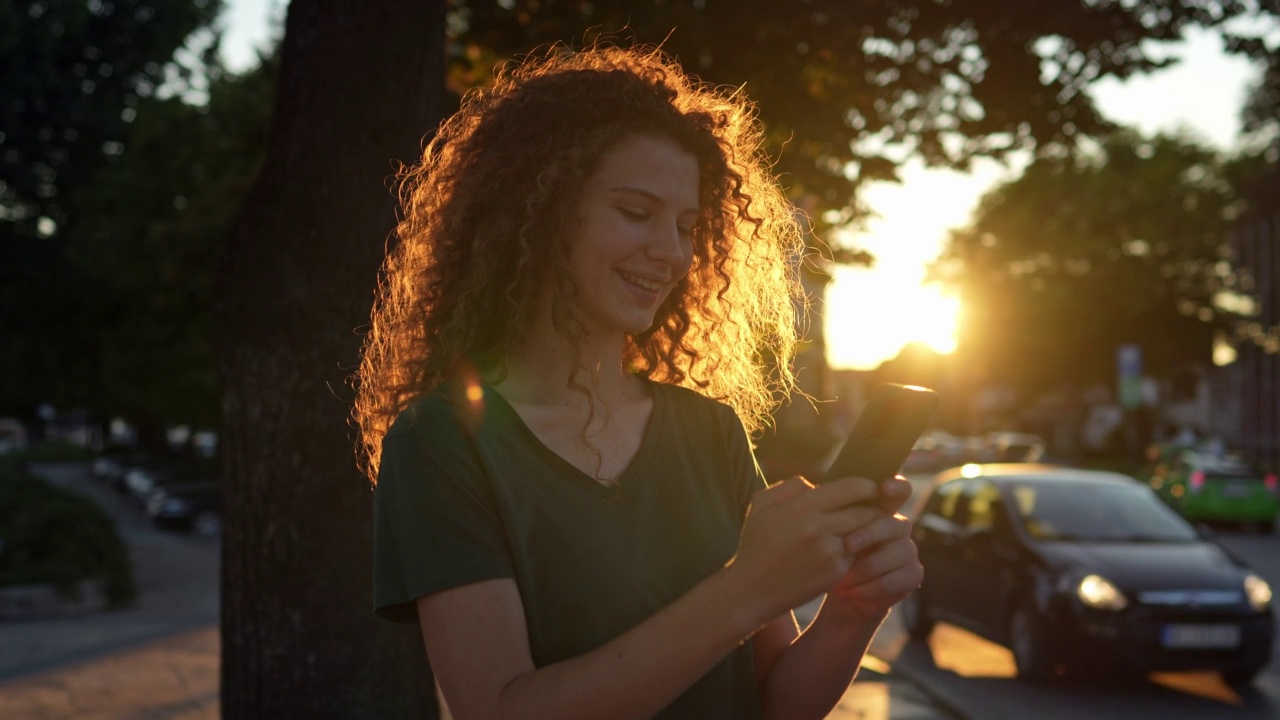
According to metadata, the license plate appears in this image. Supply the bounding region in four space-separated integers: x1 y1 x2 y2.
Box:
1221 482 1251 498
1161 624 1241 649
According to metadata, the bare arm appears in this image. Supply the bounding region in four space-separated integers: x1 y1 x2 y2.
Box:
418 476 885 720
420 570 760 720
758 479 925 720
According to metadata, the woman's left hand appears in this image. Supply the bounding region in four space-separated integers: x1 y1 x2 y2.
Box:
821 476 924 625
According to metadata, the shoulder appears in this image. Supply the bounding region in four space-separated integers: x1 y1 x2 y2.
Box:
376 384 494 495
652 381 743 433
385 382 482 447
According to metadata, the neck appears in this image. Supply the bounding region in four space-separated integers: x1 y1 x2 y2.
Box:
495 310 636 408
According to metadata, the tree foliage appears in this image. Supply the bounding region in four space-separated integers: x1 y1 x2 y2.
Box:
930 132 1235 397
64 57 276 431
451 0 1264 258
1224 0 1280 141
1242 47 1280 138
1 0 222 235
0 0 224 422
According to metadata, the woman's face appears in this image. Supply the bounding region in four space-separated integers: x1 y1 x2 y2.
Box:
563 134 700 338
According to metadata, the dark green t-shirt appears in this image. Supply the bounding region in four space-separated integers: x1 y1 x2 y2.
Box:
373 379 767 719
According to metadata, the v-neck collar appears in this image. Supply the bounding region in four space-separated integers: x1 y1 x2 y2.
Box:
483 379 665 501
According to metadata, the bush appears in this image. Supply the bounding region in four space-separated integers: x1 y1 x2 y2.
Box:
10 442 93 463
0 461 137 606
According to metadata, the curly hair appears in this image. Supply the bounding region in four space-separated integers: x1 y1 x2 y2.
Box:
353 43 807 484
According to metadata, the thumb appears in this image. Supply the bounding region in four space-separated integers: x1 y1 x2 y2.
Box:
750 475 812 510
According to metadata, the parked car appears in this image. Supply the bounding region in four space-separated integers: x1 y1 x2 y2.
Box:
0 418 27 455
901 430 968 473
122 465 161 507
1145 447 1278 533
119 454 218 510
147 481 222 537
899 464 1274 686
979 431 1046 463
92 444 139 486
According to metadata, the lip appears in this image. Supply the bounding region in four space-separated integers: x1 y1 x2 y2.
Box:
617 269 667 291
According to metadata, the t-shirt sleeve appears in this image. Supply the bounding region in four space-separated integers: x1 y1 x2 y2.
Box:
718 404 768 522
372 407 515 624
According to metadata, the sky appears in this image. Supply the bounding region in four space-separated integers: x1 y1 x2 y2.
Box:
216 2 1268 370
824 26 1263 370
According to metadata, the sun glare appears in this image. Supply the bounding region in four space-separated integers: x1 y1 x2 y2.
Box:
824 268 961 370
817 157 1009 371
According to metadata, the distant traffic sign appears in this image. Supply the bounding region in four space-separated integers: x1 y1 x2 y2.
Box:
1117 344 1143 378
1117 344 1144 409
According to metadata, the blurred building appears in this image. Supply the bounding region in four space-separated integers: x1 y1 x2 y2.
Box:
1226 167 1280 470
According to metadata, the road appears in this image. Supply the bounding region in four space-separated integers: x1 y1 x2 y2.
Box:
0 462 220 720
872 471 1280 720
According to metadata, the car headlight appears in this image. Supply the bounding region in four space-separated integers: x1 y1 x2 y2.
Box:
163 498 191 515
1077 574 1128 611
1245 574 1272 612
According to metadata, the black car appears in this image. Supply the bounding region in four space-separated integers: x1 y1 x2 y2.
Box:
146 481 222 536
900 464 1274 686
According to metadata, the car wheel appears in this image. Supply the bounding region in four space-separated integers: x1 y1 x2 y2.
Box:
1223 665 1263 689
191 510 222 538
898 590 935 642
1009 599 1056 682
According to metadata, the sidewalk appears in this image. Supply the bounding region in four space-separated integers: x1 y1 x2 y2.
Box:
0 625 219 720
0 625 956 720
1 617 960 720
0 463 961 719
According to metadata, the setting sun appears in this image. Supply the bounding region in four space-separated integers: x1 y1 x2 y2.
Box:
824 265 962 370
819 157 1006 370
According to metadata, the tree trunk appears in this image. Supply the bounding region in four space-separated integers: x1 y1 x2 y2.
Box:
214 2 448 717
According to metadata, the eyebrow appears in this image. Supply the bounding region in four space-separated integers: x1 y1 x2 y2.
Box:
608 185 699 216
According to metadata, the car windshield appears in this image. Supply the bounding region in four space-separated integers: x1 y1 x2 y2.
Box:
1007 481 1198 543
1186 451 1260 478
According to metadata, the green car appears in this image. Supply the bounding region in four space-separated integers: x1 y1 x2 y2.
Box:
1147 449 1279 533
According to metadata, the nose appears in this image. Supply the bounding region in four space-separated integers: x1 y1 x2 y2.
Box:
647 219 691 269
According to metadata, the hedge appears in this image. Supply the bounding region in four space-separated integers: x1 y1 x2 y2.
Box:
0 460 137 607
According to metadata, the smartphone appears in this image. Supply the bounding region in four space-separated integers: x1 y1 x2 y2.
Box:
820 383 940 486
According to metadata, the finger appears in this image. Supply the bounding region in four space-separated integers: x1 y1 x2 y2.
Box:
752 475 813 509
843 513 912 555
816 503 885 538
798 475 880 512
834 562 924 604
843 537 920 587
835 549 924 599
875 476 913 513
855 535 917 576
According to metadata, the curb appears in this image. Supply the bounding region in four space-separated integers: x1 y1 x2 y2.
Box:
0 580 109 622
0 615 217 685
874 649 975 720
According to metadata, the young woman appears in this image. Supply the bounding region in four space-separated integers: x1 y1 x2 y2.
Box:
355 43 923 720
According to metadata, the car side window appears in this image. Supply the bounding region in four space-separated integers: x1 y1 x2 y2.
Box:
963 481 1002 532
950 480 975 527
924 480 964 521
989 496 1014 539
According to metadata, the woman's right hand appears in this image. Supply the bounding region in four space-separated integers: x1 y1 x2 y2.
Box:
726 475 885 625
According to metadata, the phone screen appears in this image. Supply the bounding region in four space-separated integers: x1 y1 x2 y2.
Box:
821 383 940 484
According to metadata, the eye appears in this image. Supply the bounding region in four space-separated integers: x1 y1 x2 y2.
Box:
677 224 694 238
618 206 649 221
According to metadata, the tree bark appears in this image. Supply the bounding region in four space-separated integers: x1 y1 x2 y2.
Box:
214 2 448 717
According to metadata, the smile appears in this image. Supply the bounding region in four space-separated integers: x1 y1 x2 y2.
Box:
617 270 663 292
